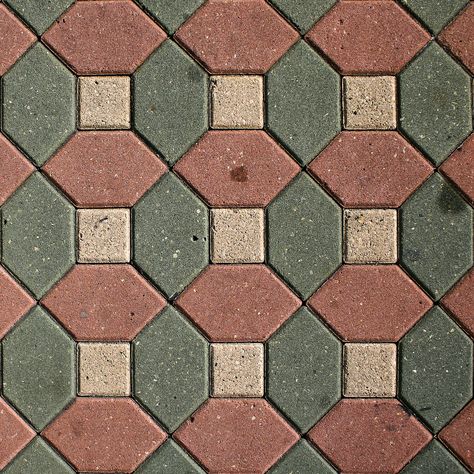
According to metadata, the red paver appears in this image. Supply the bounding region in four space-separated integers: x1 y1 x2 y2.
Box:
175 0 299 73
439 3 474 75
0 398 35 470
440 134 474 204
174 399 299 473
174 131 300 207
308 131 433 207
306 0 429 74
42 0 167 74
42 397 166 473
0 134 35 206
175 264 301 342
307 265 433 342
0 4 35 76
0 266 35 339
308 399 431 473
41 264 166 341
42 131 167 207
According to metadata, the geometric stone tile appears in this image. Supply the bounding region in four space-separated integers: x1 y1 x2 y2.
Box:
2 306 75 430
42 0 166 74
308 399 432 473
2 43 75 167
174 131 300 207
175 0 299 74
134 306 209 433
308 265 433 342
43 131 167 208
174 399 299 474
306 0 429 74
41 264 166 341
42 398 167 473
399 43 472 166
308 131 433 208
267 307 341 433
268 173 342 300
266 41 341 165
176 264 301 342
133 173 209 299
399 307 473 433
400 173 473 300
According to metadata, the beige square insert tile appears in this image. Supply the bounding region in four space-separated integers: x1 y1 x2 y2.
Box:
344 209 397 264
344 343 397 398
343 76 396 130
77 208 130 263
211 208 264 263
211 75 264 129
79 342 131 396
79 76 131 129
212 343 264 397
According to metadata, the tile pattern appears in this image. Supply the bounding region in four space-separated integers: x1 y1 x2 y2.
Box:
0 1 473 473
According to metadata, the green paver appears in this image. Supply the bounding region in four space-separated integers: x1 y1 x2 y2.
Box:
400 306 473 433
2 173 75 299
134 40 208 165
400 173 473 300
266 41 341 165
134 306 208 432
268 172 342 300
399 42 472 166
267 307 341 433
3 438 74 474
133 173 209 298
268 439 336 474
136 439 205 473
2 43 75 166
400 440 469 474
2 306 76 430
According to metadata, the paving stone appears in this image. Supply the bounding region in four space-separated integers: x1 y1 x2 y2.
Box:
41 264 166 341
400 173 473 300
133 172 208 298
399 42 472 166
308 131 433 208
211 343 264 397
211 75 264 129
399 306 473 433
2 306 75 430
175 0 298 73
306 0 429 74
134 40 208 165
266 41 340 166
308 265 433 342
267 307 341 433
134 306 208 432
174 130 300 207
42 0 166 74
2 173 75 299
79 343 131 396
267 173 342 300
308 399 431 473
42 398 167 473
2 43 75 166
174 399 299 473
43 131 167 208
176 264 301 342
211 208 264 263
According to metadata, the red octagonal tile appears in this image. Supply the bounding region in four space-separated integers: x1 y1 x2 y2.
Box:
42 398 166 473
175 264 301 342
174 131 300 207
308 265 433 342
174 399 299 473
41 264 166 341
